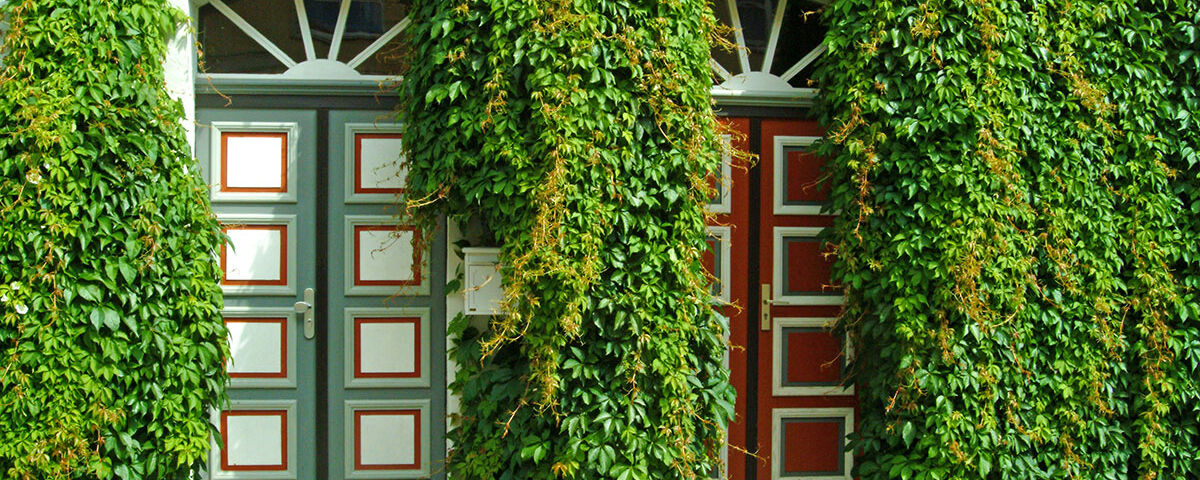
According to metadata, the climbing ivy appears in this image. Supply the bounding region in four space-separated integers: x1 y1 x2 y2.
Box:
0 1 227 478
1157 3 1200 476
400 0 735 478
817 1 1199 478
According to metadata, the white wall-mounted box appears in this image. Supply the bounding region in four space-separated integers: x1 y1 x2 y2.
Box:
462 247 506 315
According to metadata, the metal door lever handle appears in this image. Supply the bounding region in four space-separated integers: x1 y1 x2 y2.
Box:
294 288 315 339
761 284 773 331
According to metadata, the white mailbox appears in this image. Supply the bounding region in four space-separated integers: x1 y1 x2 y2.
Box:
462 247 506 315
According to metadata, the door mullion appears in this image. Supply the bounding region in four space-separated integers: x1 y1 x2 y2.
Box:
314 109 331 480
746 117 763 480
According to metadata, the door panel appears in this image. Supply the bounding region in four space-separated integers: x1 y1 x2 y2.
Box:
199 109 319 479
326 110 446 480
757 119 855 480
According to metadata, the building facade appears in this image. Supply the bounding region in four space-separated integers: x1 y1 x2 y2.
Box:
159 1 853 479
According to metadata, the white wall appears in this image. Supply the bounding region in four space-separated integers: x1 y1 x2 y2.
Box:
164 0 196 151
444 220 463 454
0 0 9 65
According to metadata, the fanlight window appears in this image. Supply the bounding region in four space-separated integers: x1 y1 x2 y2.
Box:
710 0 828 98
194 0 828 103
196 0 412 79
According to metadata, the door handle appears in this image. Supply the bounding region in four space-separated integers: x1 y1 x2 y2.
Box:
293 287 316 339
761 283 772 331
760 283 790 330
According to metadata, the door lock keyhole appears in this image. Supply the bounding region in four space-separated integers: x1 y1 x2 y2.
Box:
294 287 316 339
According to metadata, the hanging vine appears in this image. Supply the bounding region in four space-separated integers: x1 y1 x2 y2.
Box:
817 0 1199 478
0 1 228 478
399 0 736 478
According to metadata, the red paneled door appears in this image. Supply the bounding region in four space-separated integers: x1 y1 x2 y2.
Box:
756 119 855 480
705 117 855 480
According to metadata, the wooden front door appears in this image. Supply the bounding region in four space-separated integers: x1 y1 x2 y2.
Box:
709 117 856 480
198 107 446 480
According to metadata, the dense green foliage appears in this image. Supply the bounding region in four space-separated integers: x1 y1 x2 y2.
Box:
1160 4 1200 475
400 0 734 478
817 0 1200 478
0 1 228 478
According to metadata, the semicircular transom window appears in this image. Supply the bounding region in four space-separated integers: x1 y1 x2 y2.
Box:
710 0 828 94
195 0 826 97
196 0 412 79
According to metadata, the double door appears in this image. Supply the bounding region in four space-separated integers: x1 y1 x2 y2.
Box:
708 118 856 480
197 108 445 479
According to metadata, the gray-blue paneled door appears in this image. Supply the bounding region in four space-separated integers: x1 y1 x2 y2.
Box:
198 108 445 480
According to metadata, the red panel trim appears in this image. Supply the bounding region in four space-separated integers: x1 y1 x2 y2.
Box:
220 410 288 471
784 147 830 204
706 170 722 203
702 238 717 278
225 317 288 379
354 133 406 195
220 132 288 194
785 330 843 385
353 317 422 379
785 238 834 294
353 409 422 470
220 224 288 286
353 225 422 286
783 418 843 474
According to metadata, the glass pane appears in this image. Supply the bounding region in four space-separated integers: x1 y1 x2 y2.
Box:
304 0 342 58
353 31 405 76
709 0 740 78
198 4 288 74
305 0 410 64
333 0 411 72
223 0 306 63
769 0 825 87
735 0 776 72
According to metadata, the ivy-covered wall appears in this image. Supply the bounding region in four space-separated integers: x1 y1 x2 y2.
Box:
400 0 734 478
818 1 1199 478
1160 4 1200 475
0 1 228 478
